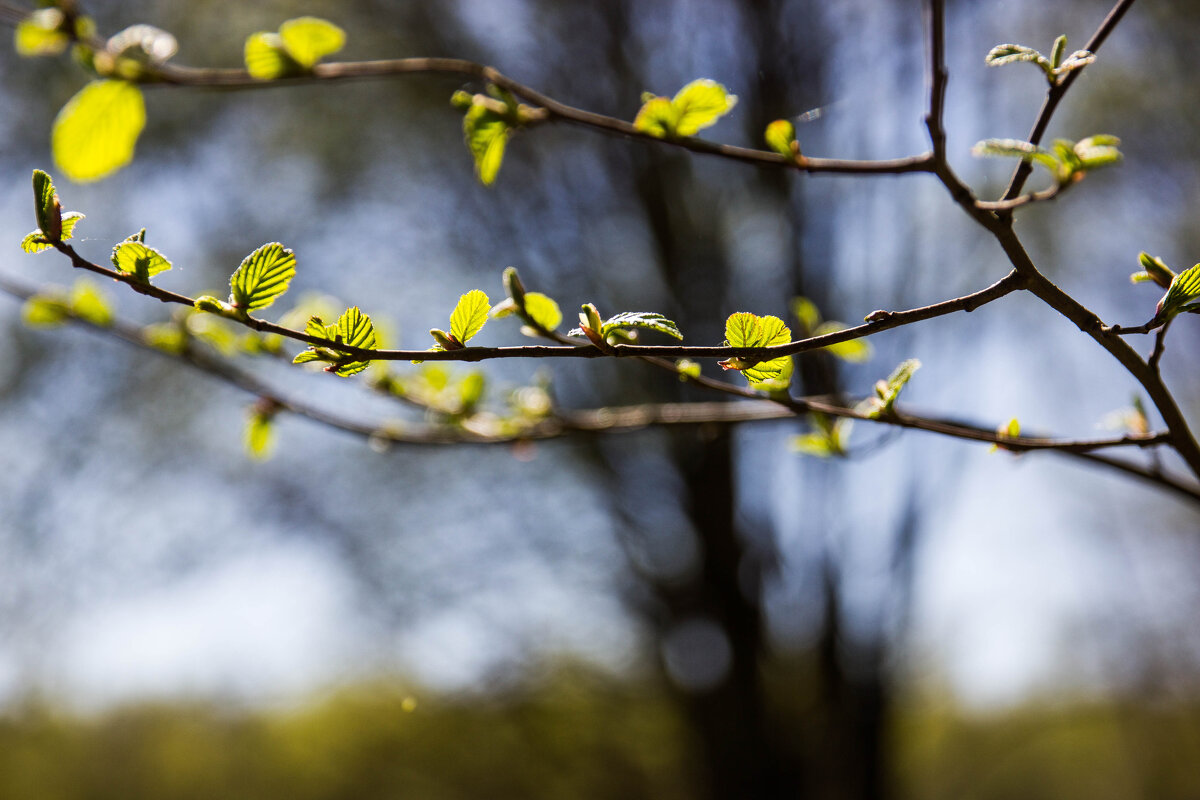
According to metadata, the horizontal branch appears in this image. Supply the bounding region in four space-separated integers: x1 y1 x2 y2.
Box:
136 57 939 175
50 243 1024 363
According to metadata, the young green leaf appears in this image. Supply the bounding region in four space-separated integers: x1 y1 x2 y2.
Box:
814 322 872 363
1131 252 1174 288
671 79 738 137
791 414 850 458
449 289 491 344
22 212 82 254
22 295 69 327
990 417 1021 454
52 80 146 182
720 312 793 391
229 242 297 312
632 96 678 138
522 293 561 332
600 311 683 341
463 105 509 185
294 307 377 376
111 240 172 282
32 169 61 242
244 32 298 79
1050 35 1067 69
278 17 345 68
245 405 277 460
984 43 1047 69
1156 263 1200 321
864 358 921 418
69 279 113 326
765 119 799 159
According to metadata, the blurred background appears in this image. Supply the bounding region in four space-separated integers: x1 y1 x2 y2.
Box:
2 0 1200 797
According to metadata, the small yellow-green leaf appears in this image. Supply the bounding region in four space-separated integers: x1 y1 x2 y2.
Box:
522 292 561 332
60 212 84 241
676 359 702 380
32 169 60 241
463 105 509 185
724 311 763 348
22 296 69 327
671 79 737 137
244 32 297 79
15 8 69 57
245 408 275 459
449 289 491 344
278 17 345 68
814 321 872 363
332 306 377 376
633 95 677 138
111 240 171 282
52 80 146 182
20 231 53 254
765 119 797 158
229 242 297 311
69 279 113 326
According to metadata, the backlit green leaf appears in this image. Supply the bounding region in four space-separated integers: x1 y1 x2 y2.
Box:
279 17 345 68
52 80 146 182
814 322 872 363
331 306 376 376
229 242 297 311
672 79 737 137
721 312 792 391
32 169 60 241
244 32 297 79
1157 263 1200 321
984 43 1051 74
791 297 821 333
69 279 113 326
600 311 683 340
245 408 275 459
765 119 798 158
22 296 68 327
522 292 561 332
463 104 509 185
632 95 677 138
21 231 54 254
449 289 490 344
111 240 171 282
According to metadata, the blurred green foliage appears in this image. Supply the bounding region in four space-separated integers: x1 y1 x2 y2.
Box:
2 665 1200 799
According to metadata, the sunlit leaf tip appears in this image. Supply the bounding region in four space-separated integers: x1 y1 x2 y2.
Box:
765 119 799 158
463 104 510 185
634 79 737 138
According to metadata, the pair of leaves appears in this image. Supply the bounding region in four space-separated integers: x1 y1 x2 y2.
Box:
569 304 684 347
633 79 738 139
792 297 872 363
858 359 921 419
245 17 345 79
21 170 85 253
22 279 113 329
293 306 377 376
972 135 1121 185
491 266 563 335
985 35 1095 85
719 312 793 391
